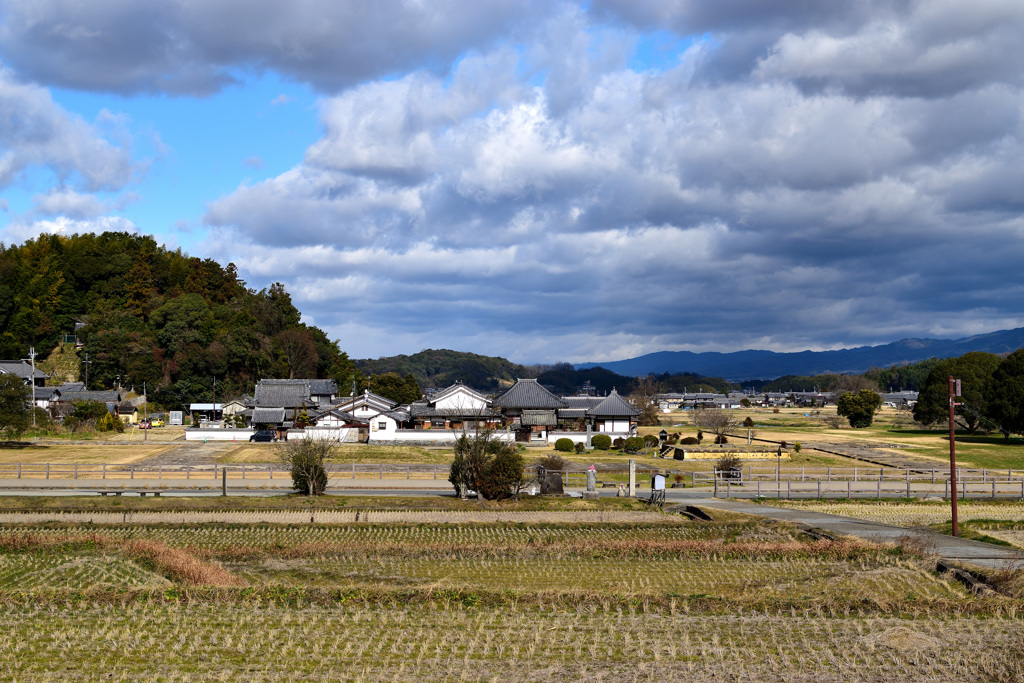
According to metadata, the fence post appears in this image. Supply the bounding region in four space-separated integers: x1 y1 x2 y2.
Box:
788 480 792 499
242 464 246 480
714 475 718 498
269 465 272 480
407 465 410 480
352 463 355 479
817 480 821 498
801 467 805 482
159 464 162 480
380 464 383 480
931 470 935 484
847 479 851 498
757 480 761 498
433 465 437 480
74 464 77 480
993 481 997 499
854 467 857 482
46 463 49 479
877 479 881 498
906 478 910 499
186 467 189 480
827 467 831 482
945 478 949 500
222 467 227 497
17 463 21 479
131 464 134 480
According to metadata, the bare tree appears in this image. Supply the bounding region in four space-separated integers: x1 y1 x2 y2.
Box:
691 407 733 437
629 375 663 427
277 436 337 495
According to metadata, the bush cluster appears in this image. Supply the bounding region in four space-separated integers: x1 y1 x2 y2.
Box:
554 438 575 453
591 434 611 450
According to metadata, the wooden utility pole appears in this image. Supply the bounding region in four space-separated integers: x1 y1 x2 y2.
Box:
949 376 960 537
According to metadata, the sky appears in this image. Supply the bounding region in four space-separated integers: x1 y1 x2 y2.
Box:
1 0 1023 365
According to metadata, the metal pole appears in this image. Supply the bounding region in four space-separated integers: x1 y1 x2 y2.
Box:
948 376 959 537
222 467 227 496
28 347 36 428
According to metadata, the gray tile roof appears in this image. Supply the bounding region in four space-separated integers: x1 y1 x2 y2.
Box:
492 379 567 409
254 381 312 408
588 390 640 417
520 409 558 426
58 389 122 404
252 407 286 424
0 360 49 381
409 402 501 418
308 379 338 396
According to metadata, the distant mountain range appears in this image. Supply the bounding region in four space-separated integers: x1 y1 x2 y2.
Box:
575 327 1024 380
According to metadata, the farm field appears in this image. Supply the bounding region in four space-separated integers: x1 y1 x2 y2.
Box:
763 500 1024 528
0 443 172 465
2 500 1024 680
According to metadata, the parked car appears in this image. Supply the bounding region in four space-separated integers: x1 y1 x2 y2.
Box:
138 419 151 429
150 418 165 427
250 430 278 443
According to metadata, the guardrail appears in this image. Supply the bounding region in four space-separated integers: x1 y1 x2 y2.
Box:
0 463 456 482
701 478 1024 500
697 466 1024 484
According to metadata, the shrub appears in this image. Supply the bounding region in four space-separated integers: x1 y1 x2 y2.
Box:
477 447 525 500
714 434 728 444
591 434 612 450
63 416 81 432
612 438 625 449
554 438 575 453
643 434 660 447
772 407 780 413
715 454 743 480
794 442 802 453
574 442 586 453
696 430 704 443
450 433 525 500
742 416 754 428
740 398 751 408
278 438 333 495
622 436 644 453
680 436 698 445
536 453 570 472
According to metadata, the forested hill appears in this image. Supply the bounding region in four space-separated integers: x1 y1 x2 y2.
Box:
0 232 358 405
356 349 537 391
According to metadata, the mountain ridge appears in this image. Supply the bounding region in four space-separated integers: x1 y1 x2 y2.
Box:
575 327 1024 380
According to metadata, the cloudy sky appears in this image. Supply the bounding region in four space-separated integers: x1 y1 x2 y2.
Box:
1 0 1023 364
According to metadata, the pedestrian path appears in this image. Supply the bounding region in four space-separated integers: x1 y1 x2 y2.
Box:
694 497 1024 570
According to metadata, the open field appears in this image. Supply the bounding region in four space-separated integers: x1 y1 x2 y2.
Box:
763 500 1024 527
0 443 172 464
2 495 1024 680
4 604 1022 682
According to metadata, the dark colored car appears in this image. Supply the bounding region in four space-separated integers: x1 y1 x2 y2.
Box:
249 430 278 442
138 419 151 429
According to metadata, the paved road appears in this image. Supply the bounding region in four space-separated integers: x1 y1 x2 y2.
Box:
694 497 1024 570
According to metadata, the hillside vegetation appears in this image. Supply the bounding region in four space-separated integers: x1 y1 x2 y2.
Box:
0 232 358 406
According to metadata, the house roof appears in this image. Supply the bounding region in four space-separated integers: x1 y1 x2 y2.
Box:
332 390 396 413
254 381 312 408
34 387 61 401
520 409 558 426
492 379 567 409
0 360 49 381
428 382 490 406
307 379 338 396
58 389 122 404
252 407 286 424
588 390 641 417
409 401 501 418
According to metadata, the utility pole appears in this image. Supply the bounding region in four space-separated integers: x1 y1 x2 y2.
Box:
143 381 148 442
82 353 91 390
27 347 37 428
212 376 217 424
949 376 961 537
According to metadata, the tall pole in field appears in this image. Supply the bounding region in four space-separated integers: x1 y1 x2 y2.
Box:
27 347 37 428
948 376 960 537
143 381 148 443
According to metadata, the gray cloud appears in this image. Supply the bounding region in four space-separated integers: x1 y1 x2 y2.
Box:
0 0 553 95
200 3 1024 362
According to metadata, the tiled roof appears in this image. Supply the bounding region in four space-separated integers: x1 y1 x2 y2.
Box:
252 407 286 424
58 389 122 404
520 409 558 426
588 390 640 417
0 360 49 381
254 381 311 408
308 379 338 396
492 379 567 409
409 402 501 418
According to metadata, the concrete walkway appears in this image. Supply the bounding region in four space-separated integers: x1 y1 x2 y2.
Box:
694 497 1024 570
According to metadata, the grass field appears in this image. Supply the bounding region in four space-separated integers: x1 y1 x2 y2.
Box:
762 500 1024 528
0 443 172 464
2 494 1024 680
